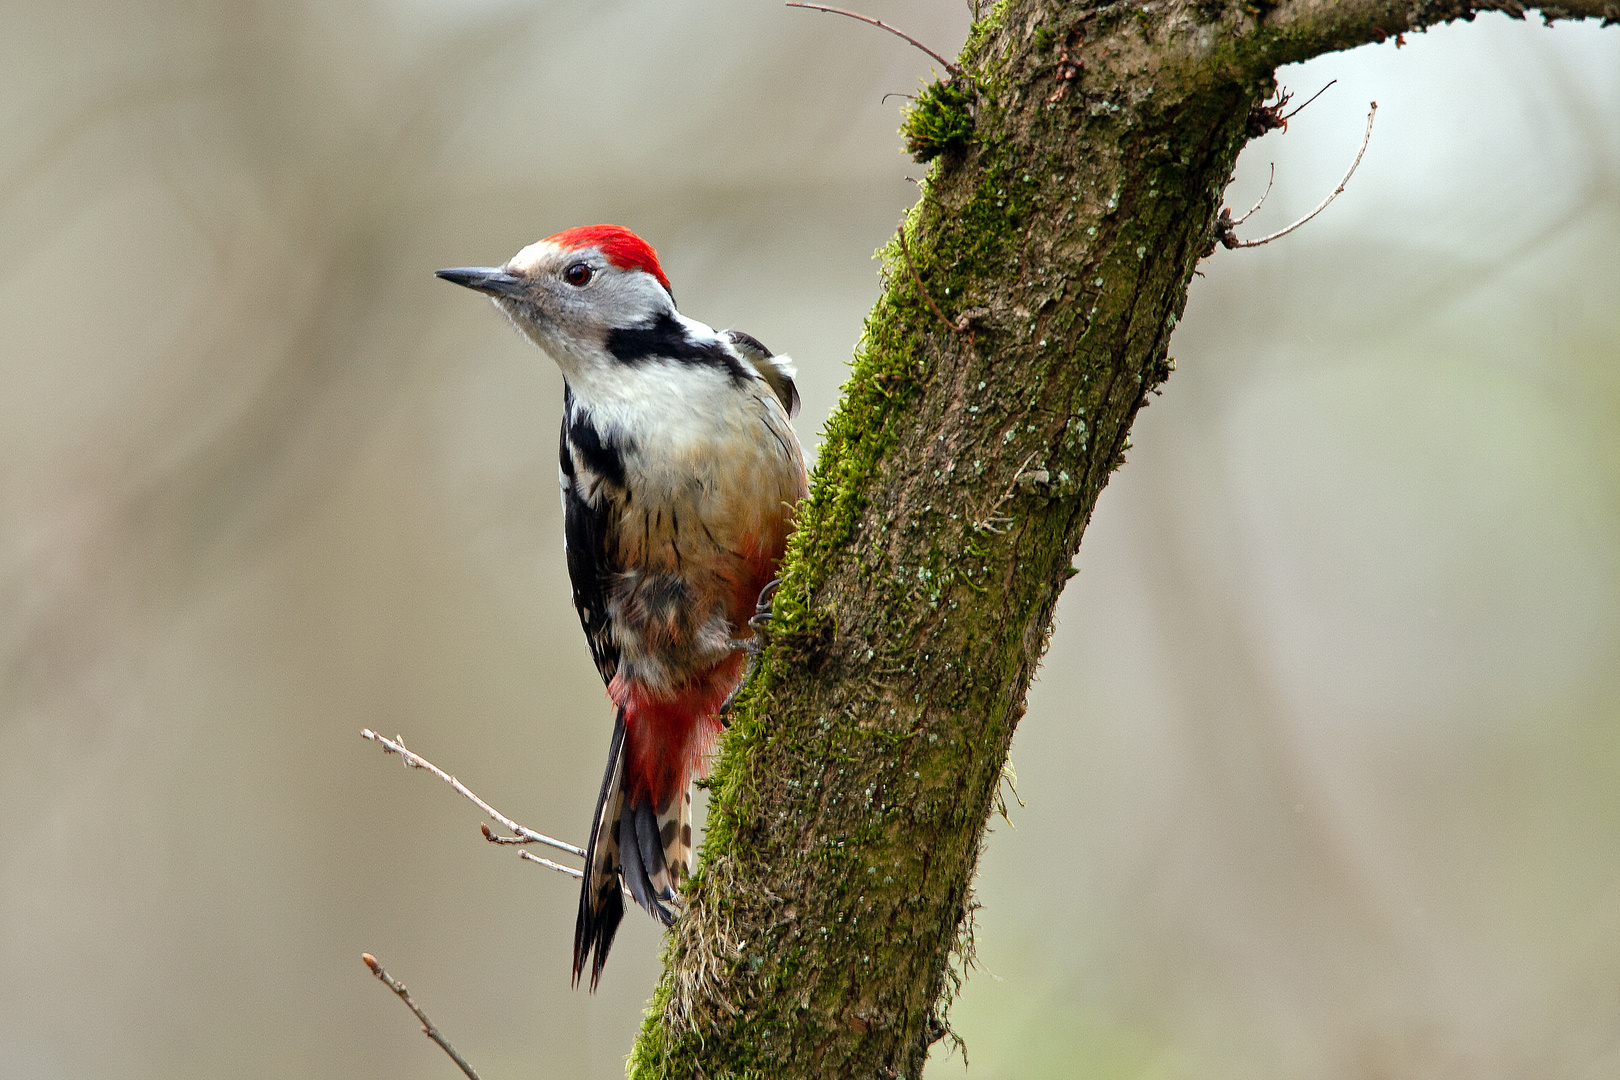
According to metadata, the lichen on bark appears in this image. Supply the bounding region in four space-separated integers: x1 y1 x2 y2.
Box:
626 2 1617 1077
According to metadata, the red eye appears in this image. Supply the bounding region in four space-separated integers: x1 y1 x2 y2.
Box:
564 262 593 286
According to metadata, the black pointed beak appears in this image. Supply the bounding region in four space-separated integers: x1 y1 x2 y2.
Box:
436 266 526 298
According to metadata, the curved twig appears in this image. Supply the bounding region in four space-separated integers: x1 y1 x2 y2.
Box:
785 2 962 76
1231 163 1277 228
1225 102 1377 249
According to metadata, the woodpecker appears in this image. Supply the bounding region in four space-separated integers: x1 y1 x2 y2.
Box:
437 226 807 990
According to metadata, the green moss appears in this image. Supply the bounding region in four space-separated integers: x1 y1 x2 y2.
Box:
789 131 1046 582
900 77 975 163
629 980 673 1078
960 0 1010 68
777 288 929 604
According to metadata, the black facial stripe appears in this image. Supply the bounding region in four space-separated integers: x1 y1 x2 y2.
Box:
606 312 751 388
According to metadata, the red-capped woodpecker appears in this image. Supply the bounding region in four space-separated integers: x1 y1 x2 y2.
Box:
437 226 807 990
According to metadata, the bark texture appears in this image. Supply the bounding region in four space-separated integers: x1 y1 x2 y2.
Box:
629 2 1617 1077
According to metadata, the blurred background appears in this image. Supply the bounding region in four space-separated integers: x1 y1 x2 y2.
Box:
1 2 1616 1078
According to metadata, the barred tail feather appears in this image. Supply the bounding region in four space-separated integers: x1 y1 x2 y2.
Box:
657 784 694 898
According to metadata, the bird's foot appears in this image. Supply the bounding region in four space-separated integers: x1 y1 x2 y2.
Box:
720 579 783 719
751 578 782 624
723 578 781 655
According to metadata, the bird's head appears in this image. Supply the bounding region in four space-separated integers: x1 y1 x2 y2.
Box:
438 225 675 367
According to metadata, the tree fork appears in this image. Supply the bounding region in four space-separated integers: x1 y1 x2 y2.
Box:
630 2 1617 1077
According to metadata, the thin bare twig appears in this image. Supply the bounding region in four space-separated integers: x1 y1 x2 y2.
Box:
1222 102 1377 249
1231 163 1276 228
516 841 637 903
362 953 482 1080
361 729 585 857
480 822 589 883
1282 78 1338 123
785 3 961 76
364 729 636 898
517 848 584 878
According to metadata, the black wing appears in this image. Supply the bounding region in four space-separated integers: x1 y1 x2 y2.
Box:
722 329 800 418
560 388 622 685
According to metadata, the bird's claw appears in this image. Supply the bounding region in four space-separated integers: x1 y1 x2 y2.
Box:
719 579 783 719
726 579 781 654
752 578 782 622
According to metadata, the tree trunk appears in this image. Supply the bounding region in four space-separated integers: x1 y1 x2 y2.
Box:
629 2 1617 1077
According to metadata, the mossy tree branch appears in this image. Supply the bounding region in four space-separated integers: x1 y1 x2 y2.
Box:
630 1 1617 1076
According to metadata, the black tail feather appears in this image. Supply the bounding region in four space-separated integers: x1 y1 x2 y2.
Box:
620 797 675 926
618 802 651 915
572 713 627 991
